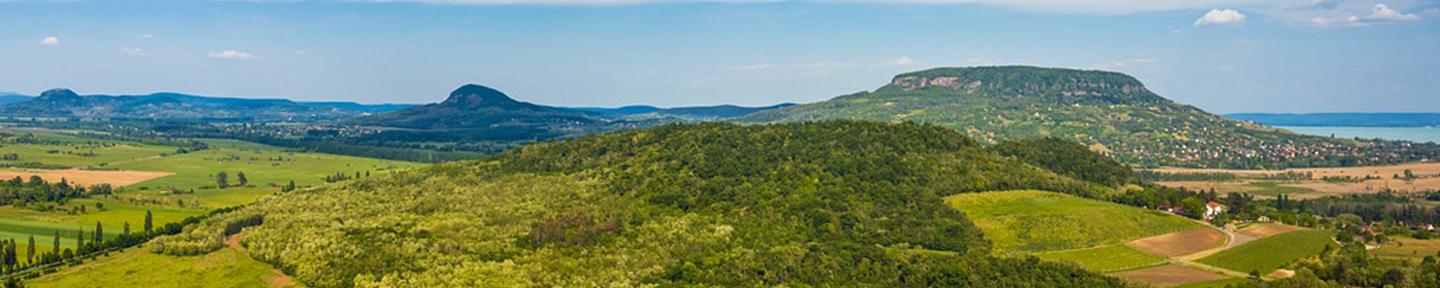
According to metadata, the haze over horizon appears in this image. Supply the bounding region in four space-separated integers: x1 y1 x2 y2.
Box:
2 0 1437 113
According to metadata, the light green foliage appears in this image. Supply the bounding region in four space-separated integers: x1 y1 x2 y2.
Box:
1198 230 1336 273
1033 244 1167 272
156 121 1127 287
945 190 1199 255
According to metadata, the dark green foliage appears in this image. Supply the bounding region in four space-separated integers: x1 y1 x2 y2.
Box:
0 177 113 208
988 137 1133 187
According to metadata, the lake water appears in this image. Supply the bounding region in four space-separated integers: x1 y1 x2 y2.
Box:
1278 126 1440 143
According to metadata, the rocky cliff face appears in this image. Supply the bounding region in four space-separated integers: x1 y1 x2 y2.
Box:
887 66 1161 105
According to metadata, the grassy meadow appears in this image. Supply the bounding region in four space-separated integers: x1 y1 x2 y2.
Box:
944 190 1201 255
1198 229 1336 274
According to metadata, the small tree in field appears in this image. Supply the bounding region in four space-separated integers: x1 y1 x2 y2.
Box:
217 172 230 188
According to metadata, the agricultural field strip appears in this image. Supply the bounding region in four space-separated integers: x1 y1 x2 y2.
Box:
1195 230 1336 274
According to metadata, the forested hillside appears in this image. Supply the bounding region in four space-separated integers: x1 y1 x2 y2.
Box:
741 66 1440 169
987 137 1135 187
151 121 1122 287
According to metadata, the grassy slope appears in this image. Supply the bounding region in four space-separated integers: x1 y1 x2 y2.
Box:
1198 230 1336 274
944 190 1199 255
26 247 281 288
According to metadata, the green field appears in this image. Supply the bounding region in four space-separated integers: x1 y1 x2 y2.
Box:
1370 236 1440 261
1198 230 1336 274
945 190 1201 255
0 130 174 168
0 128 422 273
25 247 284 288
111 139 421 207
1033 244 1167 272
1245 181 1318 196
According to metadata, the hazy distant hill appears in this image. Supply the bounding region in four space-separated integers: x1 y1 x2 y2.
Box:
0 93 29 105
352 84 600 130
576 103 795 120
348 84 795 153
741 66 1439 169
1227 113 1440 127
0 88 410 121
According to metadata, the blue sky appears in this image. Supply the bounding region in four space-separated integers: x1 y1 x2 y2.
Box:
1 0 1437 113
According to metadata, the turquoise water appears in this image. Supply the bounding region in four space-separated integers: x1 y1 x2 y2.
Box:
1278 126 1440 143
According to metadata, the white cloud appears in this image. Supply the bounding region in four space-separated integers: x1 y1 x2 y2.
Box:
1362 4 1419 22
893 56 915 66
1310 4 1424 27
1091 58 1158 70
140 34 154 39
208 49 259 60
120 47 146 56
38 36 59 45
1194 9 1247 26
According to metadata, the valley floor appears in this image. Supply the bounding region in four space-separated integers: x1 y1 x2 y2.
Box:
1151 162 1440 198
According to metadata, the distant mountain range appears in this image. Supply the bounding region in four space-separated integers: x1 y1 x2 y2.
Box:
342 84 794 153
1227 113 1440 127
740 66 1439 169
0 93 29 105
0 89 414 121
9 69 1437 168
576 103 795 120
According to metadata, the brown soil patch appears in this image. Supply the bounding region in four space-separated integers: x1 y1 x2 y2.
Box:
1267 269 1295 280
1237 223 1304 239
262 270 298 288
1111 264 1229 287
0 168 171 186
1127 228 1226 258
